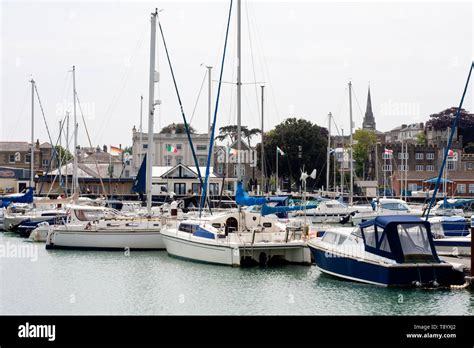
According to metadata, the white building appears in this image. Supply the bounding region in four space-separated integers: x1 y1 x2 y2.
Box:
131 126 211 175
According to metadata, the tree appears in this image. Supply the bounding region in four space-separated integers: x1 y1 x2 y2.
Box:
260 118 328 189
123 146 132 154
425 107 474 147
415 132 427 145
215 125 261 147
353 129 377 178
160 123 196 134
55 145 73 164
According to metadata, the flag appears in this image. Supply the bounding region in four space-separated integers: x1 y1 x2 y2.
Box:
109 146 123 156
227 147 238 156
384 148 393 154
166 145 178 153
277 146 285 156
447 149 454 157
329 148 335 154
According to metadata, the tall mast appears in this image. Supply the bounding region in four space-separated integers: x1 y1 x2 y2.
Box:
260 85 265 191
341 128 344 197
65 111 69 195
146 9 158 214
207 66 212 136
326 112 332 194
59 120 62 190
348 81 354 205
30 78 35 189
72 66 79 195
236 0 242 182
375 141 379 199
139 95 143 164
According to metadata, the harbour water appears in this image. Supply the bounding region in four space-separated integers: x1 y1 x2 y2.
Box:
1 233 473 316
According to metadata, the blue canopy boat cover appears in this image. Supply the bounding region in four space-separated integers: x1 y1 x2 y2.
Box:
235 181 267 206
359 216 440 264
424 177 452 184
261 203 318 216
0 187 34 208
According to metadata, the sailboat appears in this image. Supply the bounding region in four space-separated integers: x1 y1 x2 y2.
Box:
160 0 311 266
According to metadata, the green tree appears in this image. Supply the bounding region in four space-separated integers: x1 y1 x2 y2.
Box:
55 145 73 164
123 146 132 154
259 118 328 189
160 123 196 134
415 132 427 145
215 125 261 147
426 107 474 147
353 129 377 178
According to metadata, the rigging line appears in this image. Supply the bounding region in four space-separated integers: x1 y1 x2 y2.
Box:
76 92 108 200
8 84 30 141
351 85 366 121
245 0 261 126
248 0 280 123
330 85 349 137
189 69 208 125
33 84 54 147
199 0 234 215
158 15 204 187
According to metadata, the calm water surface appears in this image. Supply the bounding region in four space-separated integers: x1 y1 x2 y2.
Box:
1 233 473 315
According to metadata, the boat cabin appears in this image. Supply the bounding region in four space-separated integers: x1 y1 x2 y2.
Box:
358 216 440 263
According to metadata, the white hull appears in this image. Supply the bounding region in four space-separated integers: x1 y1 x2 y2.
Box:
161 230 311 266
46 228 164 250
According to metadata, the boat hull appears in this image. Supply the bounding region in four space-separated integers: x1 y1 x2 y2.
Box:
309 244 464 287
46 229 164 250
433 238 471 256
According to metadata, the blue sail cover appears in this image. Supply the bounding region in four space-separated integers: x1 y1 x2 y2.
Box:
261 203 318 216
132 154 146 194
235 181 267 206
440 198 474 208
0 187 34 208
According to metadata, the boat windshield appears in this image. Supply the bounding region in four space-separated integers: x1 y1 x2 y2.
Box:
381 202 409 211
397 223 435 262
74 209 106 221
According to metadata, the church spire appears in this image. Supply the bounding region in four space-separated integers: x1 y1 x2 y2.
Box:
363 85 376 130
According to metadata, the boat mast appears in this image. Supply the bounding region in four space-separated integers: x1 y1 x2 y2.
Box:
146 9 158 215
206 65 212 204
65 111 69 196
139 95 143 164
236 0 242 182
261 85 265 192
348 81 354 205
326 112 332 195
30 78 35 189
72 66 79 195
375 141 379 199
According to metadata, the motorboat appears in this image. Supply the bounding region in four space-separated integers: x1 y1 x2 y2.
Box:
350 198 423 226
292 199 369 224
307 216 465 287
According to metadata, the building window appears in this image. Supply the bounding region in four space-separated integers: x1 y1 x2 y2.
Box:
382 153 392 160
217 164 223 175
192 183 200 194
233 166 245 177
164 156 172 166
382 164 392 171
176 144 182 150
426 153 434 160
469 184 474 194
426 165 434 171
398 153 408 159
447 161 455 171
415 153 423 160
25 154 31 164
42 159 49 167
408 183 418 192
399 165 409 171
197 144 207 151
415 165 424 171
9 154 15 163
468 163 473 170
124 170 130 178
142 144 148 149
175 156 183 165
209 183 219 195
457 184 466 194
174 183 186 195
198 156 207 166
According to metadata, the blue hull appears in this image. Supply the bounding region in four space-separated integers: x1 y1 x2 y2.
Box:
441 221 469 237
309 246 464 287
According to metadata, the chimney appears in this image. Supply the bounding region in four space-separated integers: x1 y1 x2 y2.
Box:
103 145 108 153
36 139 40 149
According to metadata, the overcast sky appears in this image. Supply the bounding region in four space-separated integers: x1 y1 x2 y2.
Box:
1 0 473 149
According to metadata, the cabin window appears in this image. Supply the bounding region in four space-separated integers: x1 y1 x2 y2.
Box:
337 235 347 245
362 225 377 248
322 232 338 244
212 223 221 228
178 223 198 233
376 227 391 253
262 222 272 228
381 202 408 211
397 224 433 261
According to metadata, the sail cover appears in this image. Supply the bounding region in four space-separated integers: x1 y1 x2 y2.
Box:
235 181 267 206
